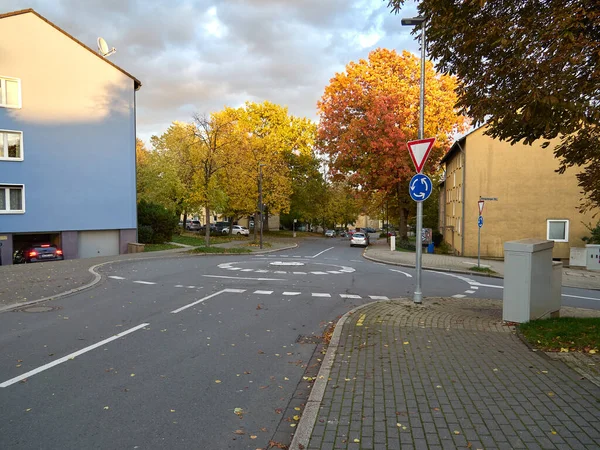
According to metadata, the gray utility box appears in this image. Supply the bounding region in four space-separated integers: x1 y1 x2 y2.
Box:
503 239 561 323
586 245 600 271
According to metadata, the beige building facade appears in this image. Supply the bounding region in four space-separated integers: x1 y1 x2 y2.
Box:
439 126 597 259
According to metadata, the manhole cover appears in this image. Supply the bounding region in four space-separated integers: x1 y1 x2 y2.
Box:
269 261 305 266
19 306 58 313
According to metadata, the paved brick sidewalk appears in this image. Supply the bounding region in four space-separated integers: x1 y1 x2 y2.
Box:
364 238 600 290
294 299 600 450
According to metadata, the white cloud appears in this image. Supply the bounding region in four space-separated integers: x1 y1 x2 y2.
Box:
2 0 420 143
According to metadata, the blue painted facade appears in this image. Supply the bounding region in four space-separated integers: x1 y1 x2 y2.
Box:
0 9 141 263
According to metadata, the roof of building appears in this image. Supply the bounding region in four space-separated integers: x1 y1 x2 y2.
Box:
0 8 141 90
439 124 486 165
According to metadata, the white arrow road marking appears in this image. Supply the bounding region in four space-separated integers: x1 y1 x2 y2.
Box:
133 281 156 285
171 289 246 314
311 247 334 258
0 323 149 388
470 282 503 289
390 269 413 278
108 276 125 280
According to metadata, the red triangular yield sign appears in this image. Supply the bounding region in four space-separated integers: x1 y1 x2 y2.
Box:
407 138 436 173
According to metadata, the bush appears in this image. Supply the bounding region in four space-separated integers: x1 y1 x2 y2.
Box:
137 225 153 244
582 221 600 245
137 200 178 244
396 239 416 251
432 230 443 246
437 241 454 255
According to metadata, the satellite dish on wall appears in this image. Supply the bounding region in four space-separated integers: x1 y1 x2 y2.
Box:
97 37 117 57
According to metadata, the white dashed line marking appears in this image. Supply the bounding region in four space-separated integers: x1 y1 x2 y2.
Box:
312 293 331 298
108 276 125 280
369 296 389 300
283 292 302 296
452 294 466 298
465 290 476 294
133 281 156 285
254 290 273 295
340 294 361 299
311 271 328 275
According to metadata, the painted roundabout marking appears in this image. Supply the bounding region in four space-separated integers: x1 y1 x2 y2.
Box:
218 261 355 275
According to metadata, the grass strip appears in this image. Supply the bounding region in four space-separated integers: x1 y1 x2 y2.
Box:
519 317 600 353
143 243 181 252
188 247 251 254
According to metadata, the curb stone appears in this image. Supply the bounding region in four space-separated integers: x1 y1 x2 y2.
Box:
363 250 504 279
0 243 299 314
289 300 390 450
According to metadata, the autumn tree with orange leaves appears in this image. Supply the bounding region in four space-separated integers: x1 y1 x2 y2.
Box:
317 48 469 238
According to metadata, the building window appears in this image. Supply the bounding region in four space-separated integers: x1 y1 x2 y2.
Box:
458 217 461 234
0 130 23 160
547 219 569 242
0 77 21 108
0 184 25 213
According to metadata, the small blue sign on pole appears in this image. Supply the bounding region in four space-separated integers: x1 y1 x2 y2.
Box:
409 174 432 202
478 215 484 228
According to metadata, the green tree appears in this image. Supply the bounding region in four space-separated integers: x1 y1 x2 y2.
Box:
387 0 600 211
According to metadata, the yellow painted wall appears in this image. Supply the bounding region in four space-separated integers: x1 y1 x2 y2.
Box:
443 150 464 254
452 128 597 259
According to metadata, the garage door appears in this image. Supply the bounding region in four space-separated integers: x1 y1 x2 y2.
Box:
78 230 119 259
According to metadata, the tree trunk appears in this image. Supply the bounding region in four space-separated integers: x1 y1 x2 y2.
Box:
182 211 188 233
204 205 211 246
264 206 270 232
398 207 409 240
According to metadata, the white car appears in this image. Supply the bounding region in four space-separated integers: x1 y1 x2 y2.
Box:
229 225 250 236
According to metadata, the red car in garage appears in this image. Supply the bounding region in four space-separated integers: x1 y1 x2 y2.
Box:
13 244 64 264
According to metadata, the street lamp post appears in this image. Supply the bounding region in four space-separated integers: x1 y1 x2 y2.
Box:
402 15 426 304
259 163 266 249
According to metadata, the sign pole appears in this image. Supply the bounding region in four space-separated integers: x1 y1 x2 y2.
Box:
477 200 484 269
478 222 481 269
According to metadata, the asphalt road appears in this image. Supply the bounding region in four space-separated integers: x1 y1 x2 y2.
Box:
1 237 599 449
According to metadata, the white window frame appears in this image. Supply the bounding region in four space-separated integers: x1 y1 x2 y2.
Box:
0 183 25 214
0 130 23 161
546 219 569 242
0 76 22 109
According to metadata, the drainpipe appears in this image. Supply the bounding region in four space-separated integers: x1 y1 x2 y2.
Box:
455 140 466 256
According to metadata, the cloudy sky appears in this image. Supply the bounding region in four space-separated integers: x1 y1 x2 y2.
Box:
6 0 420 143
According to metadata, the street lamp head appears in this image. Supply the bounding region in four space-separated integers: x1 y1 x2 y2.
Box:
401 16 425 26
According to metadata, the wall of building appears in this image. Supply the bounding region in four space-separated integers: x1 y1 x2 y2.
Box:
443 150 464 254
0 12 137 235
461 129 597 259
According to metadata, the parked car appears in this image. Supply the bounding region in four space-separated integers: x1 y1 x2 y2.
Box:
214 221 231 234
228 225 250 236
13 244 64 264
325 229 336 237
363 227 376 234
186 220 202 231
350 232 369 247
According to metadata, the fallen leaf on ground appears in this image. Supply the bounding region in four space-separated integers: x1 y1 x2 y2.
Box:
234 408 243 416
294 407 301 411
290 423 296 427
551 430 557 435
234 430 245 435
454 430 460 435
25 408 32 412
103 406 109 410
293 415 300 420
250 435 257 439
215 380 222 383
